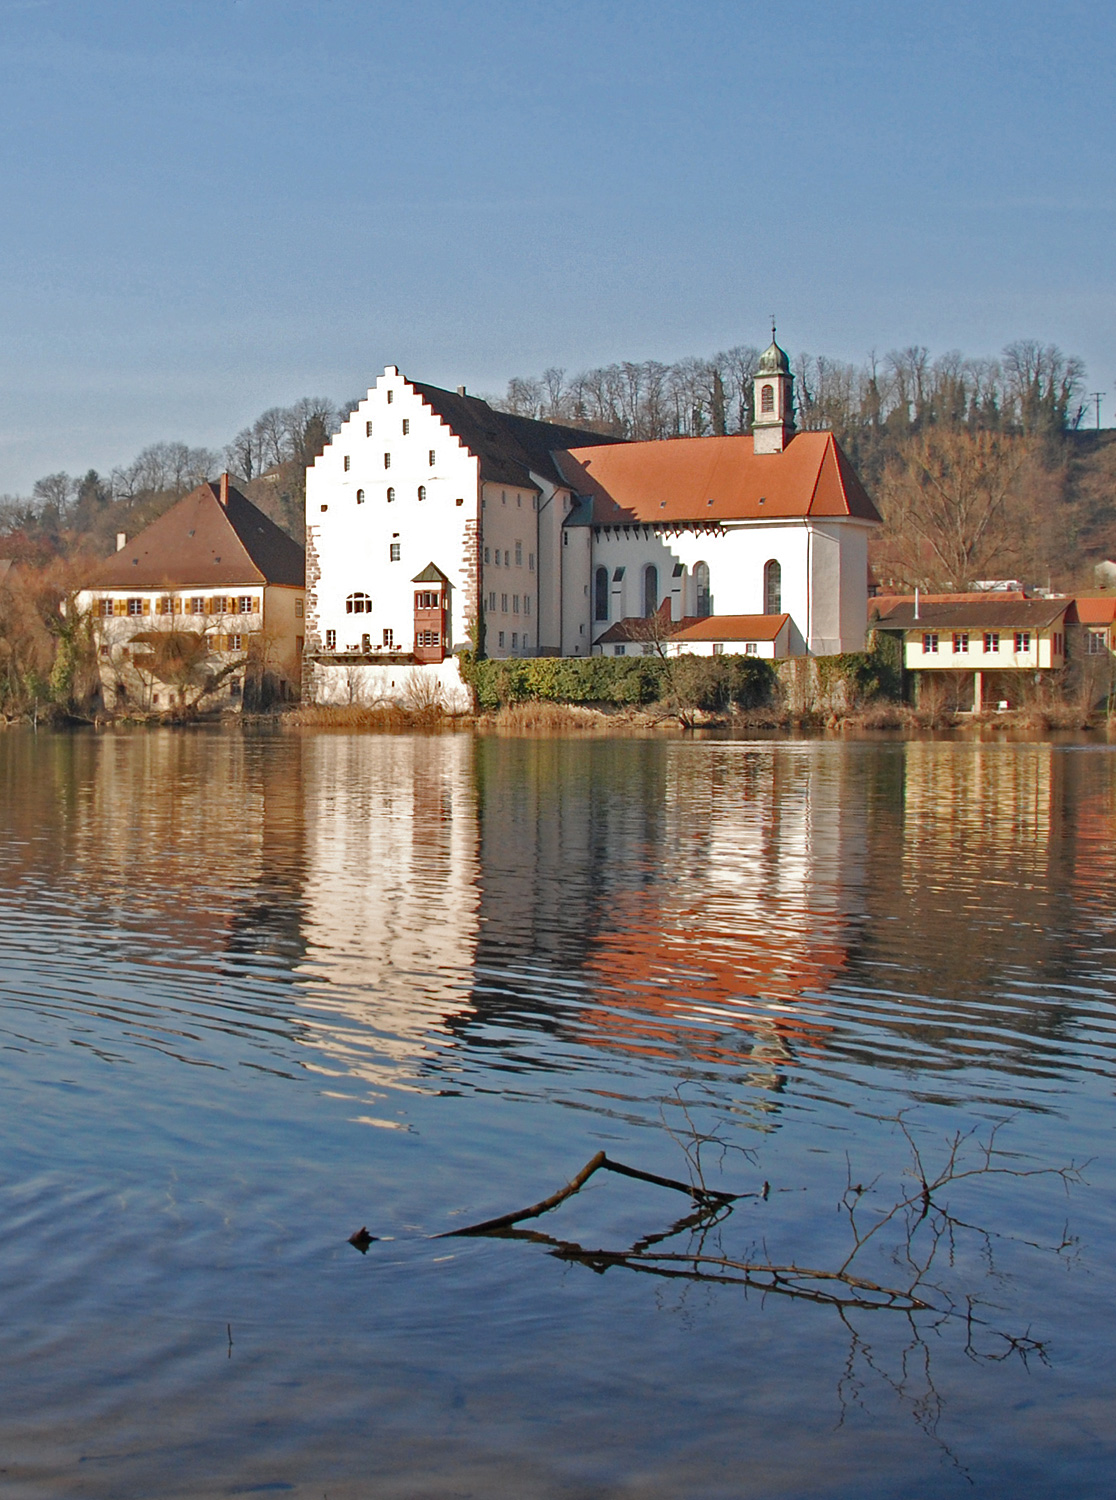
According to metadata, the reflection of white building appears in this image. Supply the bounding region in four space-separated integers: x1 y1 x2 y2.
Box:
296 735 480 1093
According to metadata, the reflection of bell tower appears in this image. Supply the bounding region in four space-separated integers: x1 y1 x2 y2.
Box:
753 324 795 454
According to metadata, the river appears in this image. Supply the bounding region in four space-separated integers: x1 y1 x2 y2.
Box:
0 728 1113 1497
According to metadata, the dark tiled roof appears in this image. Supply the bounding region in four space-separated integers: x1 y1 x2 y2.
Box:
412 562 449 584
871 598 1068 631
83 479 305 590
595 612 790 646
410 382 616 490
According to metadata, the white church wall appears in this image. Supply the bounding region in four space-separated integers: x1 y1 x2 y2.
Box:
560 522 592 656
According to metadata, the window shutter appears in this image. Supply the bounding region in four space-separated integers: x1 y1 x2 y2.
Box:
142 600 150 616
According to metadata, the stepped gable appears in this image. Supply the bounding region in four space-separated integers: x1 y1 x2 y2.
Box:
84 479 305 590
409 381 616 491
554 430 881 526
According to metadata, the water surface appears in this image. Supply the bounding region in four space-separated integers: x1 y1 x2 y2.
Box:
0 729 1114 1497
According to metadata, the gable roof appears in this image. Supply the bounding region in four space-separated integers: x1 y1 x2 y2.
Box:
595 612 789 646
871 597 1068 631
555 430 881 527
410 381 616 490
1066 597 1116 625
83 478 305 590
412 562 449 584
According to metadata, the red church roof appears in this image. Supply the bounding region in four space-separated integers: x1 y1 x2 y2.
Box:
556 431 881 527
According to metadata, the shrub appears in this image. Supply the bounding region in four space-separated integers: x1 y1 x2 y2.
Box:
460 652 776 713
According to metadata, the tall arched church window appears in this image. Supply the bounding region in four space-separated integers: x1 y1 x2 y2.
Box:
594 566 609 622
761 383 775 413
694 561 711 618
643 564 659 618
346 591 373 614
764 560 781 615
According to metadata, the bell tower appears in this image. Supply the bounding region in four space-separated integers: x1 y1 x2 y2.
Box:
753 322 795 454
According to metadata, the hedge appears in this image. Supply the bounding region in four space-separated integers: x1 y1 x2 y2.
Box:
460 651 776 712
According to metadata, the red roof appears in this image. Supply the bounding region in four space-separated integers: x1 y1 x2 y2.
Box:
671 613 789 642
557 431 881 527
1066 597 1116 624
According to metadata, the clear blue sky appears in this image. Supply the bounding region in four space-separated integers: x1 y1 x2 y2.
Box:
1 0 1113 490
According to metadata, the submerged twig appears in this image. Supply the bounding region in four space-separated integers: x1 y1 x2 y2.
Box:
437 1150 739 1239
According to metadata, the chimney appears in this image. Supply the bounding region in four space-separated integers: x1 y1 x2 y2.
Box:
457 385 467 397
219 472 230 508
116 532 127 551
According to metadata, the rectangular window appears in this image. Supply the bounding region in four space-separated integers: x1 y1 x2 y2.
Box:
428 449 435 466
517 493 522 508
386 390 393 403
744 642 758 656
501 593 508 612
922 632 939 654
361 633 371 651
390 542 401 562
295 599 304 618
366 420 373 437
127 597 143 616
230 633 243 651
528 552 535 572
488 591 496 610
504 550 510 567
484 546 491 563
1053 632 1064 655
498 630 505 648
1014 631 1031 653
383 628 394 647
100 598 114 617
343 455 351 471
984 631 1000 652
325 630 336 650
522 633 530 649
712 643 725 655
384 453 391 469
189 597 205 614
99 644 109 658
493 550 500 566
523 596 531 616
1086 630 1106 655
613 644 626 656
402 419 410 435
238 596 254 614
512 632 518 650
501 490 507 505
952 632 969 654
515 542 522 566
513 595 520 614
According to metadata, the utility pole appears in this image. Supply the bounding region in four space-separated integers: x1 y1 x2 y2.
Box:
1088 391 1106 429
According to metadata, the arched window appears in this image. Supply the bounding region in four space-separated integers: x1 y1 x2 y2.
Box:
346 591 373 614
764 559 781 615
643 564 658 617
417 485 426 501
386 487 395 503
594 566 609 622
356 489 365 504
761 383 775 414
694 561 711 618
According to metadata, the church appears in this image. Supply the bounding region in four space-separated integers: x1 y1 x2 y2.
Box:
304 335 880 704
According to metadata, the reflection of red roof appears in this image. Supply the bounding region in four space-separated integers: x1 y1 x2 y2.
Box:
557 431 881 526
1067 597 1116 624
577 891 843 1069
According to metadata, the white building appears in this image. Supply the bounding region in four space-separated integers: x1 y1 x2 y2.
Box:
304 338 880 703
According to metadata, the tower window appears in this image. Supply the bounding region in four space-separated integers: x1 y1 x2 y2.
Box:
386 390 393 403
390 542 401 562
343 455 351 471
764 559 781 615
366 420 373 437
428 450 436 466
402 419 410 434
761 384 775 414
